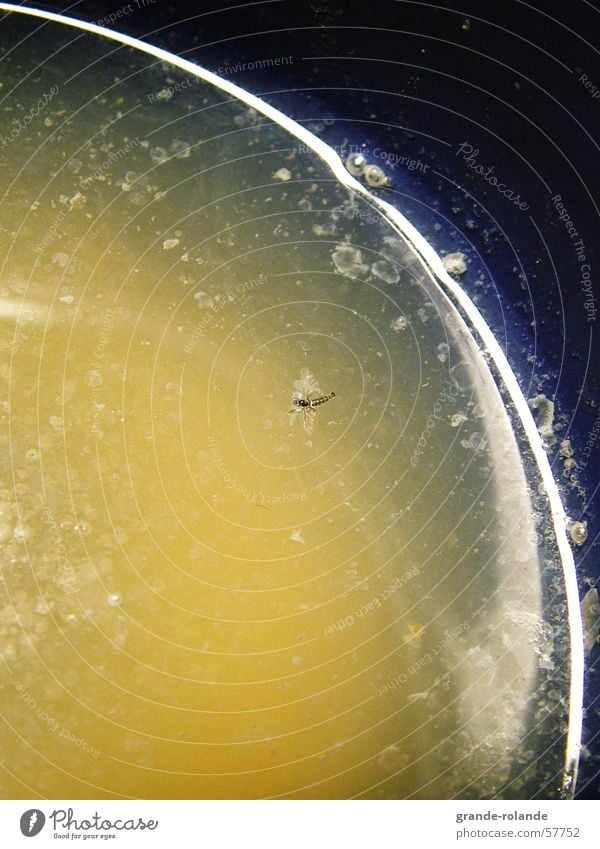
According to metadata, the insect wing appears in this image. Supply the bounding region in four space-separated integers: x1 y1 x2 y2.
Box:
289 370 324 433
294 368 321 397
302 406 316 434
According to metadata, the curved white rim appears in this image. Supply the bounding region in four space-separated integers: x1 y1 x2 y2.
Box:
0 0 584 795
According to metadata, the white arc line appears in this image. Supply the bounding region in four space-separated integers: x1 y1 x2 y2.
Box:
0 0 583 795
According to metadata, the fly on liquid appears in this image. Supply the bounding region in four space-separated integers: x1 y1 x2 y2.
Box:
289 368 336 434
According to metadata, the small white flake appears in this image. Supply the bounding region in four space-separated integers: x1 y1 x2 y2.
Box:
442 252 467 277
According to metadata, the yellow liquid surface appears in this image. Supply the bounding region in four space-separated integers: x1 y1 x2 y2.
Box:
1 251 469 799
0 17 562 800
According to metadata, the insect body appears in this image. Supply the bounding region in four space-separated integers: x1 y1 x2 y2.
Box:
289 369 335 434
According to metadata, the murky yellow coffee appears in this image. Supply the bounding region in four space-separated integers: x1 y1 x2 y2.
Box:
0 13 569 799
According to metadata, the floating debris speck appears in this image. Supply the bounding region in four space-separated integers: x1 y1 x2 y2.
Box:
436 343 449 363
442 252 467 277
371 260 400 284
560 439 574 459
582 587 599 653
332 244 369 279
68 191 86 210
528 393 556 448
171 139 191 159
150 146 168 164
364 164 389 187
391 316 408 332
568 520 588 546
193 291 215 309
345 152 367 176
290 529 305 545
